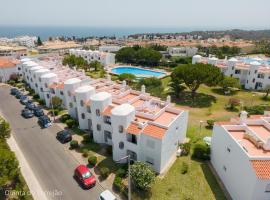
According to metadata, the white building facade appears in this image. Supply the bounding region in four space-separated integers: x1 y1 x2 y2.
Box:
168 47 198 57
211 112 270 200
192 55 270 90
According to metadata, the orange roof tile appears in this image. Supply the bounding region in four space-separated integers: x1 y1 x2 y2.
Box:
143 124 167 139
126 123 142 135
251 160 270 179
215 121 239 126
49 82 64 89
102 105 114 116
0 58 16 68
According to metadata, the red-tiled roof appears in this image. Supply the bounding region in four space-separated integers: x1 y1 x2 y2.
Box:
49 82 64 89
0 58 16 68
143 124 167 139
126 123 141 135
102 105 114 116
251 160 270 179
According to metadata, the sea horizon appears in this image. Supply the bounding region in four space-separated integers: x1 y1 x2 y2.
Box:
0 25 268 40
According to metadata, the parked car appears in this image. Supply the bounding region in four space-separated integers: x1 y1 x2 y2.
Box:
10 88 18 95
99 190 117 200
15 91 23 99
74 165 96 189
20 95 28 105
33 107 44 117
25 102 37 111
21 109 34 118
56 130 72 143
38 116 52 128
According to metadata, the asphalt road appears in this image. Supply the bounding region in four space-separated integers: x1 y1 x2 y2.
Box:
0 85 103 200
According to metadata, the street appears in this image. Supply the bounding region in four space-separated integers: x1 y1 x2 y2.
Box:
0 85 103 200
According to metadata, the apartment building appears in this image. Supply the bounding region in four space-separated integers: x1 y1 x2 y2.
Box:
0 58 19 82
192 55 270 90
69 49 115 66
211 112 270 200
0 45 27 58
20 56 188 174
168 46 198 57
98 45 123 53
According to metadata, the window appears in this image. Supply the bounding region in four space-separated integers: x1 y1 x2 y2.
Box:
146 139 155 149
18 67 21 70
255 70 258 74
81 113 85 119
47 94 50 99
146 157 154 165
252 78 255 83
97 124 101 131
60 91 64 95
96 109 100 116
39 78 41 82
247 80 248 83
119 142 124 149
249 71 250 75
119 125 124 133
73 96 76 102
258 73 265 79
227 147 231 152
35 83 38 88
69 102 73 108
40 87 43 92
87 106 91 113
223 165 227 171
265 184 270 192
234 70 241 74
45 83 48 88
104 116 111 125
80 100 84 107
232 66 234 70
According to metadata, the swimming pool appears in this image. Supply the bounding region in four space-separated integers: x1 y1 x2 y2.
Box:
111 66 166 78
241 58 270 65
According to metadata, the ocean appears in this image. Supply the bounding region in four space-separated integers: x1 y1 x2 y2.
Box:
0 26 196 40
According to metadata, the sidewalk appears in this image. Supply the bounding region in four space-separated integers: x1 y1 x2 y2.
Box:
7 135 48 200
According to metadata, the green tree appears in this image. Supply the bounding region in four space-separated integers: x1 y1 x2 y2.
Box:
90 60 103 71
118 73 136 85
115 47 137 64
219 76 240 93
130 161 155 190
51 96 62 109
192 141 210 160
0 149 19 186
171 63 223 98
0 119 11 139
263 85 270 100
137 77 164 97
37 36 43 46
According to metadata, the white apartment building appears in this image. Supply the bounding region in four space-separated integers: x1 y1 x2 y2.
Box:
211 111 270 200
0 36 37 48
19 56 188 174
168 46 198 57
98 45 123 53
192 55 270 90
69 49 115 66
0 58 19 82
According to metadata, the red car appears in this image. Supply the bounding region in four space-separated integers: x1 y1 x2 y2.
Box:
74 165 96 189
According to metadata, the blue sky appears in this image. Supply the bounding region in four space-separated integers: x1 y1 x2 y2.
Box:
1 0 269 29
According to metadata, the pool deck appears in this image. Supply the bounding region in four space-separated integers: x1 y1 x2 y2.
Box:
107 64 170 79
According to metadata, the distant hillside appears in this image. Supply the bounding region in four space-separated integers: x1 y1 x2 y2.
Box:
129 29 270 41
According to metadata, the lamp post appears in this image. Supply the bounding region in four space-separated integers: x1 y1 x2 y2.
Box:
116 155 131 200
43 90 55 122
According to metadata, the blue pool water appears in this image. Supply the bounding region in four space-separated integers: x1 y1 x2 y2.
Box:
241 58 270 65
112 66 165 77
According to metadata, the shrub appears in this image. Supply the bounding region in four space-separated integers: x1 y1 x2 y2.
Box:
88 155 97 166
66 119 76 128
181 162 189 174
8 80 16 86
37 99 45 105
130 161 155 190
82 134 92 143
116 168 127 178
70 140 79 149
180 142 191 156
192 141 210 160
100 167 110 179
60 114 71 123
106 145 112 156
82 149 89 157
33 94 40 100
226 98 240 111
244 105 268 115
113 176 124 192
206 119 215 129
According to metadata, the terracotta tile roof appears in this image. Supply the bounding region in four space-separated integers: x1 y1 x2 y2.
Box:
143 124 167 139
0 58 16 68
49 82 64 89
102 105 114 116
126 123 142 135
215 121 239 126
251 160 270 179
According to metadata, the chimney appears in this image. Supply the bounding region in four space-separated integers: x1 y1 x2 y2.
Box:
141 85 145 93
240 111 248 123
166 95 171 104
